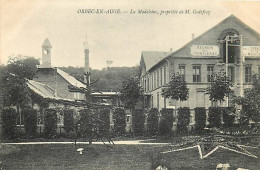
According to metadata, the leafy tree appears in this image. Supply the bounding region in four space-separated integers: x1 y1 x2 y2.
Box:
206 72 233 105
234 74 260 124
119 77 143 110
161 73 189 102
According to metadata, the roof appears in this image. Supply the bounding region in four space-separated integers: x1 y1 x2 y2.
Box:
141 51 170 71
42 38 52 48
148 15 260 70
27 80 73 101
56 68 86 88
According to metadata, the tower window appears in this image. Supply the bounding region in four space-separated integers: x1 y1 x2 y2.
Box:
193 66 201 83
207 66 214 82
179 66 185 81
245 66 252 83
44 49 49 54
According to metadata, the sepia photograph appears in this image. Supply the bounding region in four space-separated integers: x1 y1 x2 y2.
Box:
0 0 260 170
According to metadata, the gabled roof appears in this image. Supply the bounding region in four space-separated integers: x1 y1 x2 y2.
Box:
56 68 86 88
141 51 170 71
42 38 52 48
27 80 73 101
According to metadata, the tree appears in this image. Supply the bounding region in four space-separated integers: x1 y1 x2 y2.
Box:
0 55 40 131
206 72 233 106
161 73 189 102
119 77 143 110
234 74 260 124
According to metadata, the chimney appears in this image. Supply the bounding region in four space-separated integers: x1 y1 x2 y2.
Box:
192 33 195 40
84 36 90 84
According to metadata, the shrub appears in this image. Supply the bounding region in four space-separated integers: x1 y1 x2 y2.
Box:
161 109 174 130
208 107 221 128
158 119 171 136
177 107 190 134
99 108 110 133
23 108 38 138
194 107 206 133
147 108 159 136
43 108 57 138
63 109 75 133
1 108 17 139
222 107 236 127
113 107 126 136
132 109 145 136
79 108 93 138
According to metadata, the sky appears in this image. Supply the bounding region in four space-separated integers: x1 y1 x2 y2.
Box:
1 0 260 69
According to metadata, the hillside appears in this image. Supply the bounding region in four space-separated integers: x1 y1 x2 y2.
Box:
59 66 140 91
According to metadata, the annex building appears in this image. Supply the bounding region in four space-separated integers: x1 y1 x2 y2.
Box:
139 15 260 121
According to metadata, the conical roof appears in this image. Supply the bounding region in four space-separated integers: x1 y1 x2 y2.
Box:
42 38 52 48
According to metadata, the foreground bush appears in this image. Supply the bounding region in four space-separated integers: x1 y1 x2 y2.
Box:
63 109 75 133
132 109 145 136
1 108 17 139
177 107 190 134
208 107 221 128
43 108 57 138
99 108 110 133
194 107 206 133
222 107 236 127
79 108 93 138
23 108 38 138
159 109 174 136
147 108 159 136
113 107 126 135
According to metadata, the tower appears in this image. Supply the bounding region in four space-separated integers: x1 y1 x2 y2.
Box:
84 36 90 84
41 38 52 67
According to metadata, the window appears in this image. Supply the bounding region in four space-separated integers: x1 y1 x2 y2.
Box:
157 71 159 87
228 67 234 83
144 79 146 92
154 73 156 89
193 66 201 83
207 66 214 82
163 95 166 108
245 66 252 83
179 66 185 81
151 95 153 108
164 66 167 85
157 92 160 109
160 69 162 86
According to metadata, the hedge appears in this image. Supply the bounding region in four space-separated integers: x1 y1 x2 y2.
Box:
43 108 57 138
99 108 110 133
194 107 206 133
132 109 145 136
222 107 236 127
79 108 93 138
23 108 38 138
63 109 75 133
113 107 126 135
159 109 174 136
1 108 17 139
147 108 159 136
208 107 222 128
177 107 190 134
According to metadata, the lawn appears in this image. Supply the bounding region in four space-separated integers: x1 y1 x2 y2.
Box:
1 141 259 170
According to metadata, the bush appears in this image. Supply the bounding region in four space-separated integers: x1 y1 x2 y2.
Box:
147 108 159 136
222 107 236 127
79 108 93 138
113 107 126 136
43 108 57 138
132 109 145 136
208 107 221 128
194 107 206 133
177 107 190 134
23 108 38 138
63 109 75 133
99 108 110 133
161 109 174 130
1 108 17 139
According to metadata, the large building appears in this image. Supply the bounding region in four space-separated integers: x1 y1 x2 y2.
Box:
139 15 260 120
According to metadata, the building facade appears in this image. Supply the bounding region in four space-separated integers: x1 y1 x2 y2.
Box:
140 15 260 123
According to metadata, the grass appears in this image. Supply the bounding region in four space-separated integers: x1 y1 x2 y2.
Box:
1 141 259 170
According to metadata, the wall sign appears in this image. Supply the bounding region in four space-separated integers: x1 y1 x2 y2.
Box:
242 46 260 57
191 45 219 56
